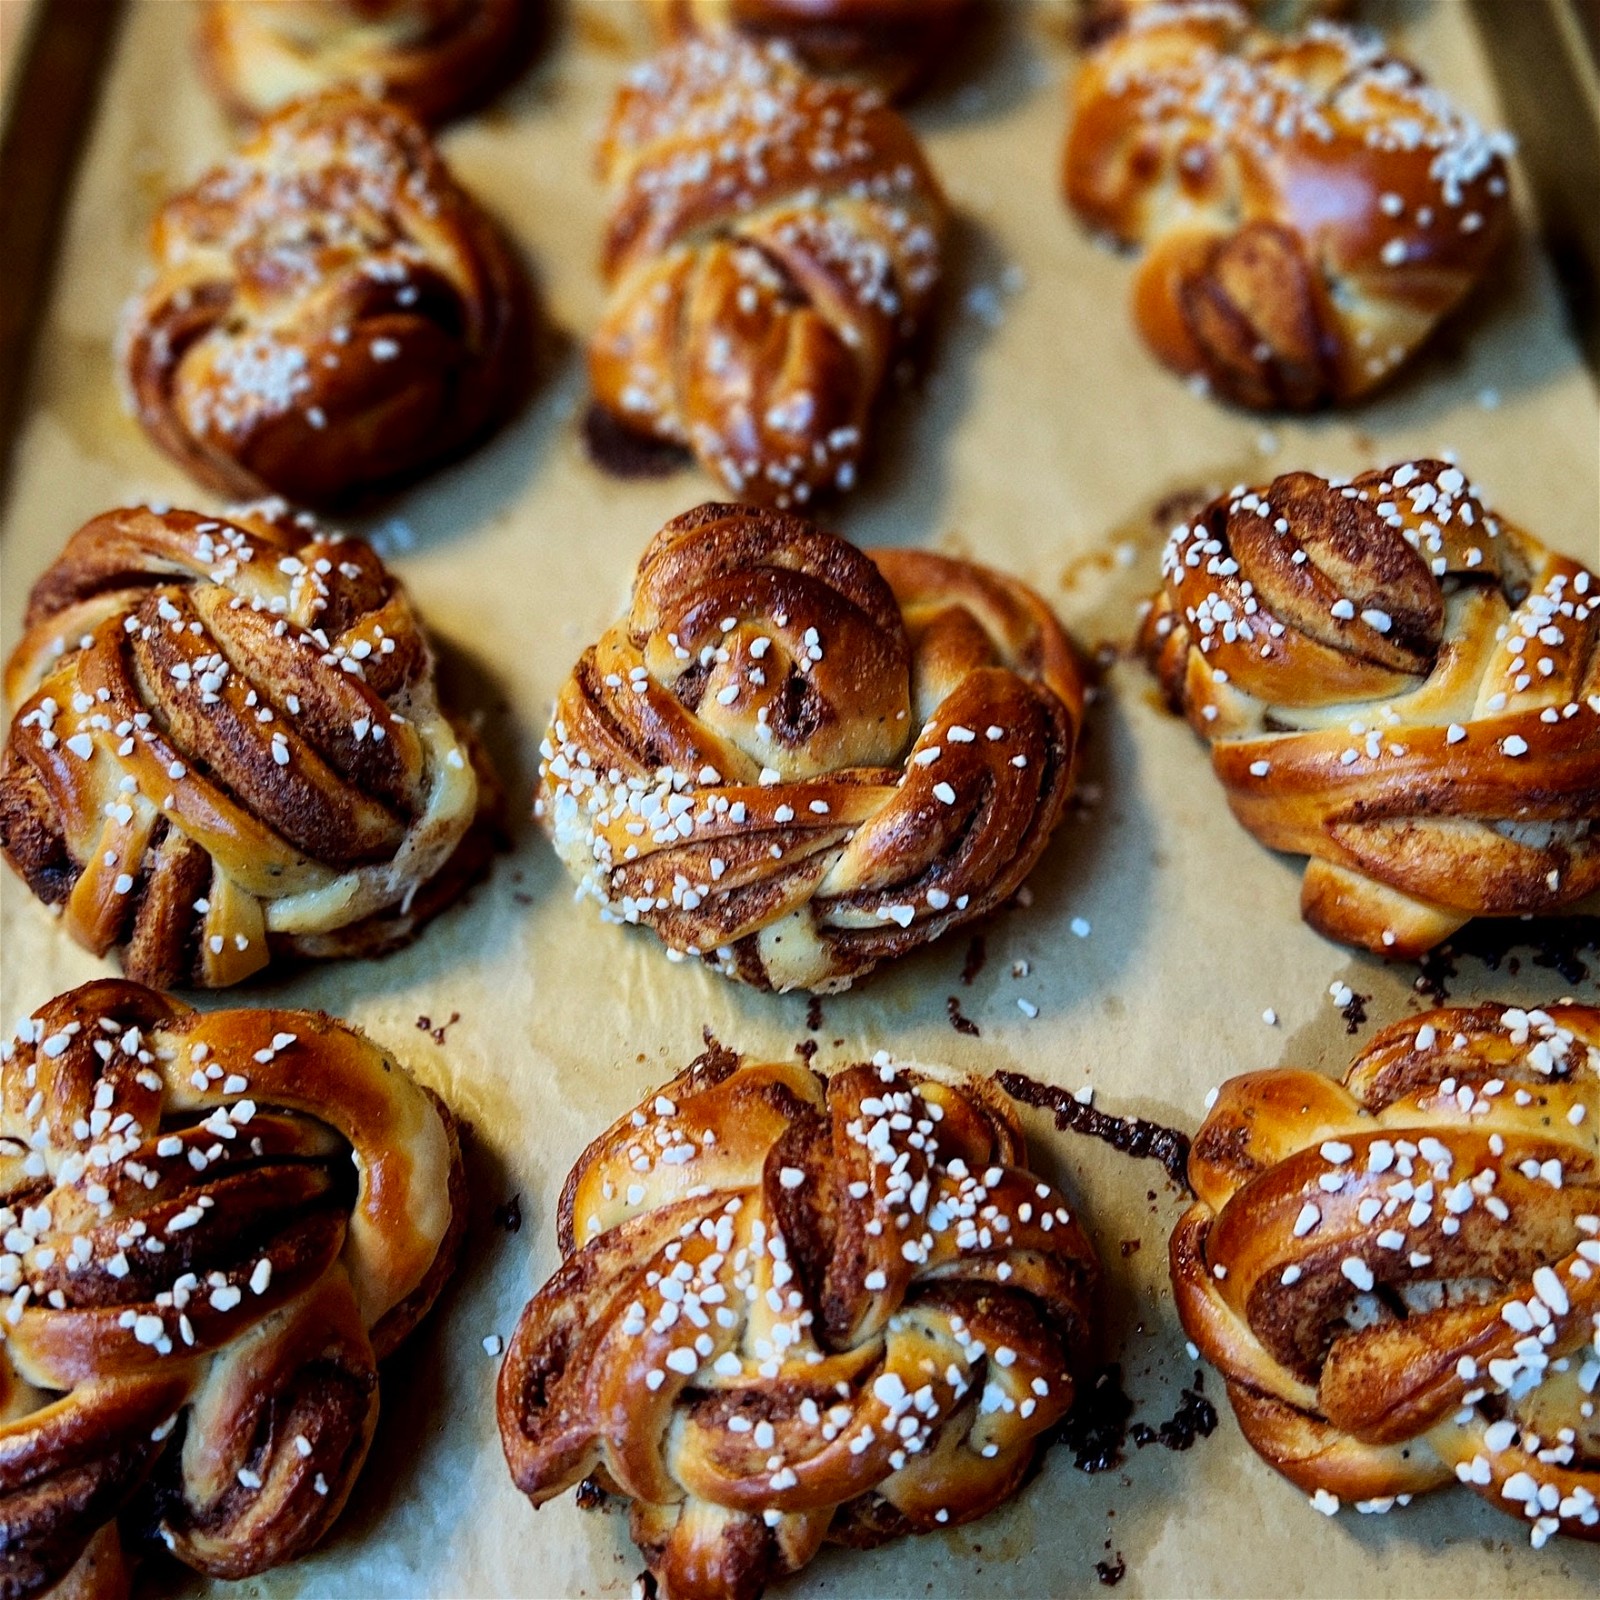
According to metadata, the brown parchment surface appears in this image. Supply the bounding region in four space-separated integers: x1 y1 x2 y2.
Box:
3 2 1599 1595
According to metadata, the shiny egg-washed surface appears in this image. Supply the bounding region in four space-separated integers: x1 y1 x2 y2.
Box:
538 503 1084 992
499 1047 1099 1599
1140 459 1600 957
0 979 464 1596
1 502 497 988
1174 1003 1600 1545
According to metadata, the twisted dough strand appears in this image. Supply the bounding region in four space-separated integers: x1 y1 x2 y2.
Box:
499 1046 1100 1600
1172 1002 1600 1546
121 90 530 507
1 502 497 988
0 980 465 1596
538 504 1084 991
591 39 947 508
1063 3 1512 407
1139 459 1600 957
197 0 536 125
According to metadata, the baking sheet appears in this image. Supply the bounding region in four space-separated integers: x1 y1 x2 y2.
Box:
2 1 1599 1595
0 0 40 119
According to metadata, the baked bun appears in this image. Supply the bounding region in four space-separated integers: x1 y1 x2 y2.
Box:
538 503 1084 991
0 979 466 1595
0 502 500 989
1172 1002 1600 1546
590 39 947 509
645 0 976 99
198 0 536 125
121 90 530 507
499 1045 1101 1600
1063 2 1513 408
1139 460 1600 957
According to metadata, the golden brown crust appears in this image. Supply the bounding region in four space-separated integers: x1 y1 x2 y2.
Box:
0 502 498 989
120 91 532 508
498 1050 1101 1600
1171 1002 1600 1544
1080 0 1350 47
0 980 464 1596
1137 460 1600 957
537 503 1085 992
590 39 947 510
646 0 976 99
1062 3 1512 408
197 0 538 126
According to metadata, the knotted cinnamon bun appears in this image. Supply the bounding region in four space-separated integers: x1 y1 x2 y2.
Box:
1063 3 1513 408
197 0 537 125
121 90 530 507
0 502 499 988
498 1045 1101 1600
1139 460 1600 957
0 979 466 1595
590 38 947 509
1172 1002 1600 1546
537 503 1085 991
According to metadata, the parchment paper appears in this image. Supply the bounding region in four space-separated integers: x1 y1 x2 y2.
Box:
3 2 1599 1595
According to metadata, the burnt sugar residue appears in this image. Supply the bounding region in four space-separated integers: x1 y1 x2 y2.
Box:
996 1070 1191 1191
1131 1372 1218 1452
1062 1363 1135 1473
582 401 690 479
1411 916 1599 1002
1413 944 1457 1005
1341 990 1370 1035
492 1194 523 1234
961 933 988 986
1096 1555 1128 1587
574 1475 608 1511
1063 1363 1220 1481
946 995 981 1037
805 995 824 1032
416 1010 460 1045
